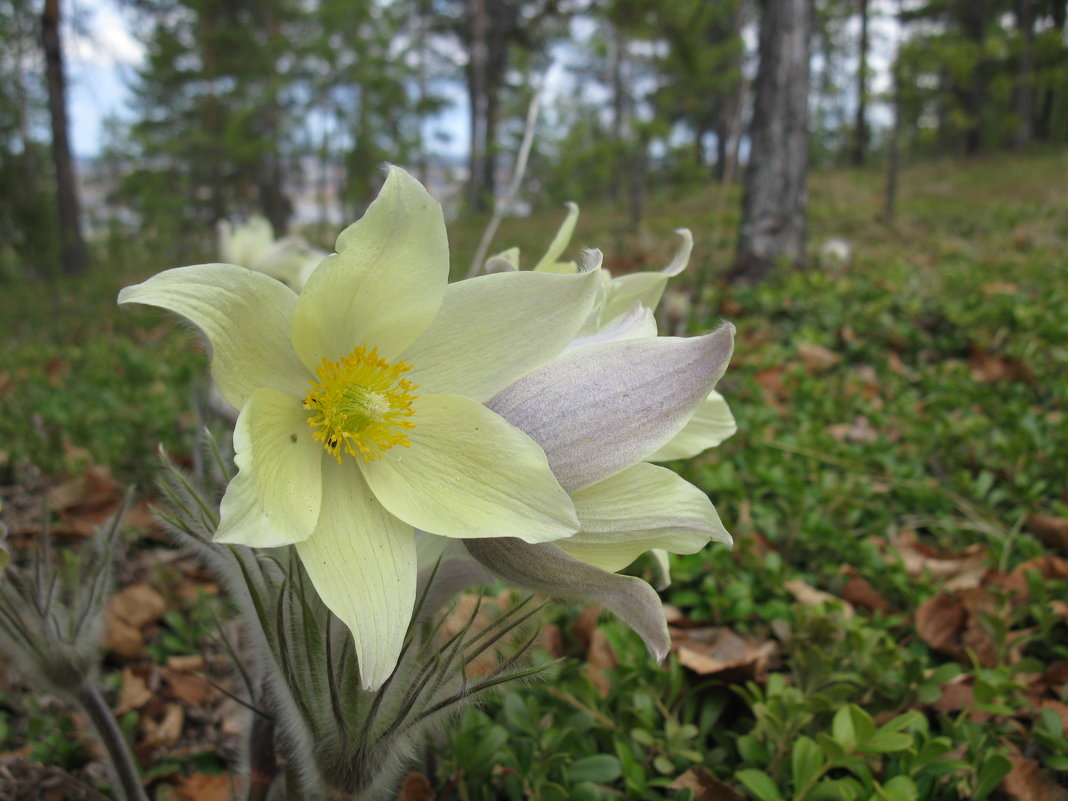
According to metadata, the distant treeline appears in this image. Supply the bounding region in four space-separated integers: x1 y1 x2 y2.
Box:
2 0 1067 276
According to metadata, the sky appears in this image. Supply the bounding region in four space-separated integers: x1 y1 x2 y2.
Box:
66 0 143 157
62 1 895 160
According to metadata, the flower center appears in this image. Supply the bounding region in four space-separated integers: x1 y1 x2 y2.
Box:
303 345 418 463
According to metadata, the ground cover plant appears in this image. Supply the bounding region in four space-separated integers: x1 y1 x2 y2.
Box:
0 150 1066 800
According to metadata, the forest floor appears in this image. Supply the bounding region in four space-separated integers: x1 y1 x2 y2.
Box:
1 149 1067 801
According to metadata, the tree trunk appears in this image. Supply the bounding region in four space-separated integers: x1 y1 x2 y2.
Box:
851 0 870 166
465 0 489 211
263 8 289 233
957 0 987 156
1013 0 1036 149
883 62 902 223
41 0 88 276
732 0 811 283
609 25 626 202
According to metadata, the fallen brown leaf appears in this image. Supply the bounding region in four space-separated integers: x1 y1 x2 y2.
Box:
585 627 617 698
395 772 435 801
48 464 123 537
998 755 1068 801
915 589 1001 667
570 605 602 650
115 667 153 715
163 668 214 707
669 766 745 801
110 582 168 630
825 416 879 445
438 592 521 677
145 703 184 748
996 555 1068 600
838 568 893 614
1024 514 1068 556
754 366 788 411
168 773 234 801
103 582 168 660
889 528 989 590
797 342 841 372
539 624 565 659
672 626 777 684
103 617 144 660
784 579 855 619
968 347 1034 385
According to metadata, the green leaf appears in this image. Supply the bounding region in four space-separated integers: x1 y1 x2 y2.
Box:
569 782 601 801
807 778 862 801
536 781 570 801
466 725 509 772
832 707 857 749
875 776 918 801
736 769 784 801
568 754 623 784
737 735 771 765
860 732 913 754
975 754 1012 800
654 755 676 774
791 736 824 792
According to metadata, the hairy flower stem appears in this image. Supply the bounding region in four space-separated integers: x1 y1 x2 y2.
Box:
245 707 278 801
73 683 149 801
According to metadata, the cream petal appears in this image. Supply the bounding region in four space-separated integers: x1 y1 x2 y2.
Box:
598 229 693 321
649 550 672 590
484 247 519 273
295 462 417 691
118 263 308 409
401 269 600 401
214 388 323 547
533 202 580 273
565 303 657 351
558 463 731 572
290 166 448 368
489 324 735 492
464 537 670 662
648 390 737 461
359 393 578 543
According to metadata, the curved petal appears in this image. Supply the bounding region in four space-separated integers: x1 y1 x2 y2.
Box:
649 550 671 590
359 393 578 543
118 263 308 409
533 202 580 273
484 247 519 273
215 388 323 547
401 269 600 401
558 463 730 573
489 324 735 492
647 390 737 461
295 461 416 690
565 303 657 352
599 229 693 321
464 537 670 662
290 166 448 368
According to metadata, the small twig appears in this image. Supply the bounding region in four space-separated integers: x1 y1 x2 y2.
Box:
466 69 550 278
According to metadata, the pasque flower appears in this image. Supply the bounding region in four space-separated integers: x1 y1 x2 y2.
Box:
217 215 327 290
120 167 603 689
462 206 738 660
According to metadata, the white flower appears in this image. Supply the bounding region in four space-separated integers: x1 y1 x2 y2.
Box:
218 215 328 290
121 167 604 689
459 205 739 659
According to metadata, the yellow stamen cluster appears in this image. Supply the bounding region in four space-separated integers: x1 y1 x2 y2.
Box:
303 345 418 463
